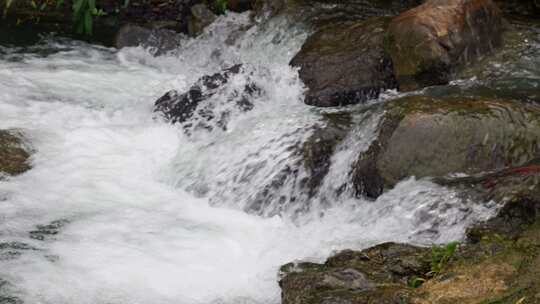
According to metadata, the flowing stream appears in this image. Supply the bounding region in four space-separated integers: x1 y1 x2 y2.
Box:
1 12 531 304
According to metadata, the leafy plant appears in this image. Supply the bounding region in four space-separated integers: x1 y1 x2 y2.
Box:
3 0 107 35
428 241 459 277
409 276 426 288
72 0 94 35
214 0 227 15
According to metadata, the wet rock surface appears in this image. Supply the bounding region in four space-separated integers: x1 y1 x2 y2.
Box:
0 130 31 176
154 64 261 132
386 0 504 90
115 24 184 54
290 18 398 107
352 96 540 199
187 4 218 37
253 0 423 25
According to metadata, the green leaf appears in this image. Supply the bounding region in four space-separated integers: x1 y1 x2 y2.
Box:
409 276 425 288
75 18 84 34
30 0 37 9
123 0 130 8
73 0 84 15
88 0 95 11
5 0 14 10
39 2 47 11
84 8 92 35
56 0 64 9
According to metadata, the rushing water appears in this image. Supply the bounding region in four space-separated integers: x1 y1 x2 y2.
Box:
0 12 516 304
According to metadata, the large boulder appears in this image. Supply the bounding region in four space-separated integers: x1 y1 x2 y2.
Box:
385 0 504 90
247 112 353 216
352 96 540 199
291 18 398 107
154 64 260 132
0 130 31 176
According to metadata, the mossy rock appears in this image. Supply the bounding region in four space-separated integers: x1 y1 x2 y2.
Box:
0 130 31 176
352 96 540 199
280 243 431 304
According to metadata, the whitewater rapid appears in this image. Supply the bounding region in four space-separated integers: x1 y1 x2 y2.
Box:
0 13 497 304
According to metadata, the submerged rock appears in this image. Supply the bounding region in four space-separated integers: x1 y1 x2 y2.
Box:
291 18 398 107
115 24 184 55
0 130 31 176
352 96 540 199
386 0 504 90
154 64 260 132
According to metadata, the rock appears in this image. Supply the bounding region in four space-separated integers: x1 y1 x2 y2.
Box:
0 130 31 176
280 243 431 304
385 0 504 91
281 219 540 304
494 0 540 18
228 0 254 12
291 18 398 107
352 96 540 199
187 4 217 37
154 64 260 132
253 0 423 25
115 24 183 55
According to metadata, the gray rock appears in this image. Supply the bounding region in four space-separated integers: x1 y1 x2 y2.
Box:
188 4 217 37
115 24 183 55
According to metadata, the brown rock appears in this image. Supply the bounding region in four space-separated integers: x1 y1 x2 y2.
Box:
0 130 31 176
386 0 504 90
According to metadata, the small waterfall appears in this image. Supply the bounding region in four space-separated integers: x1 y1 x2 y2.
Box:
0 12 509 304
